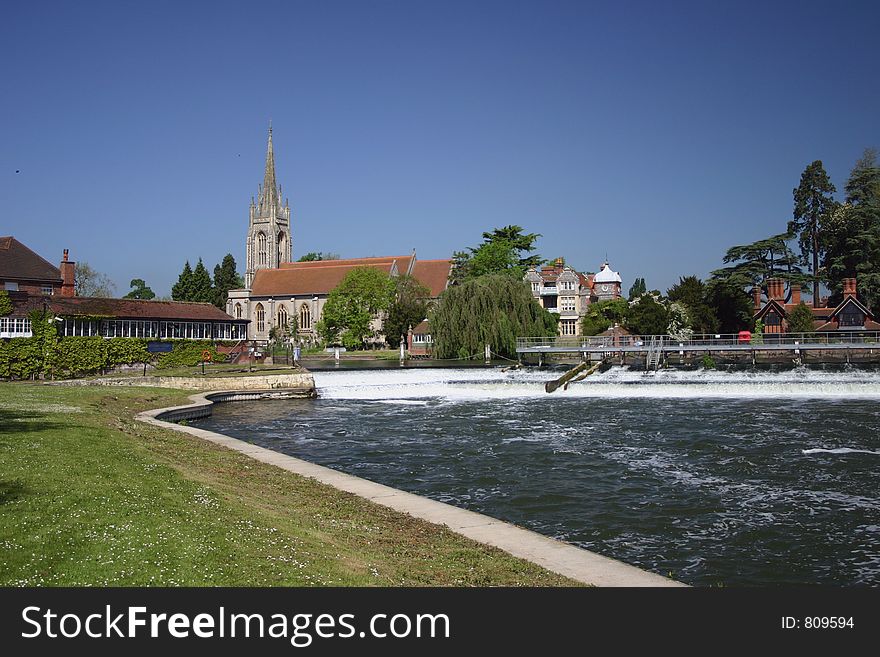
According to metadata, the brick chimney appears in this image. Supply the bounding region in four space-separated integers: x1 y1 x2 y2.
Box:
767 278 785 302
60 249 76 297
843 278 857 299
790 284 801 306
752 286 762 311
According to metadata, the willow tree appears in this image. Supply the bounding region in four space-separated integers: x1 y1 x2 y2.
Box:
430 274 557 359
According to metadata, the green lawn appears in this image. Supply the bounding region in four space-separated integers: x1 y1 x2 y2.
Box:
0 384 577 586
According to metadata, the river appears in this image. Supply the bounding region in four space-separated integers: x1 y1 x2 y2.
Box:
194 366 880 586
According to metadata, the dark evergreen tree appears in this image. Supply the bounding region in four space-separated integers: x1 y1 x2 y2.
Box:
705 280 754 334
171 261 194 301
626 296 669 336
451 225 543 283
711 233 807 301
190 258 214 304
666 276 719 334
628 277 646 300
212 254 243 308
790 160 838 306
787 302 816 334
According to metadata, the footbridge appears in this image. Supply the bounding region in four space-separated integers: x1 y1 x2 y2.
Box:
516 332 880 367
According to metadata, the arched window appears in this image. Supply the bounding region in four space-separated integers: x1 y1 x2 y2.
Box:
300 303 311 331
277 231 286 266
255 303 265 333
257 232 267 266
235 303 242 319
277 306 288 333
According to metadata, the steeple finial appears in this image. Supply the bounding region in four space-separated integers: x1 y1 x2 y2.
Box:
259 124 279 213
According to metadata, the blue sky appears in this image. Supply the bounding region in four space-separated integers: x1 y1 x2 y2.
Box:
2 0 878 297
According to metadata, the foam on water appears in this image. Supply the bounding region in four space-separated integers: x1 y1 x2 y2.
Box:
802 447 880 456
314 366 880 401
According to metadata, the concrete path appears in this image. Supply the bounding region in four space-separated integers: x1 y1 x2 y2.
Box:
137 391 686 587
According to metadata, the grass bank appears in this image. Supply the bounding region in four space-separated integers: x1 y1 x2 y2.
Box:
0 384 576 586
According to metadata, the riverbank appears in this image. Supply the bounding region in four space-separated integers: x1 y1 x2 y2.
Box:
0 383 578 586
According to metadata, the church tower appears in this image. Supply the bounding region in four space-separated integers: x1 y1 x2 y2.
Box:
245 126 292 288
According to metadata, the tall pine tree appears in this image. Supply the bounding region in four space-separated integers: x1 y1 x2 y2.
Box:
212 254 243 308
790 160 838 306
171 261 194 301
190 258 214 303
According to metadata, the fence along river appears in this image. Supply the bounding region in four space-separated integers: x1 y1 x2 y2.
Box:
194 366 880 586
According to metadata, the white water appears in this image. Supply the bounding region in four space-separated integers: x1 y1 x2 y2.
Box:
314 366 880 401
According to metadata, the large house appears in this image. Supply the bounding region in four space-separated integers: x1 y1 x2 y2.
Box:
227 129 452 344
753 277 879 333
0 239 247 340
525 260 623 336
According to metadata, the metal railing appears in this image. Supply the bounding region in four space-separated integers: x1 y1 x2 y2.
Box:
516 331 880 352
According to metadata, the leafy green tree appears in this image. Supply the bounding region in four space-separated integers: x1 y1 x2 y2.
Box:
0 290 12 316
431 275 556 359
212 253 243 308
628 277 646 300
626 296 669 336
75 262 115 297
315 267 395 349
451 225 543 283
711 233 807 299
666 276 719 334
123 278 156 300
298 252 340 262
790 160 838 306
822 149 880 309
171 261 194 301
705 280 754 333
385 275 431 348
786 302 815 334
666 302 693 340
580 299 629 336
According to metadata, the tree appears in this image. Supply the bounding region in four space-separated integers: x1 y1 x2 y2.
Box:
212 254 243 308
580 298 628 336
790 160 838 306
431 274 557 359
190 259 214 304
666 276 719 334
0 290 12 316
451 225 543 283
75 262 115 297
384 275 431 349
626 295 669 336
171 261 194 301
787 302 815 334
297 252 340 262
123 278 155 300
705 280 754 334
628 277 646 300
315 267 395 349
711 233 807 299
822 149 880 309
666 302 693 340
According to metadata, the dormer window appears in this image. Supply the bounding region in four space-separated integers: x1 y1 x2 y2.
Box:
765 310 781 326
839 306 865 328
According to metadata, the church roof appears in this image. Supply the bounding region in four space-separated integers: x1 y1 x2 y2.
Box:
411 259 452 297
593 263 621 283
0 236 62 283
251 255 416 297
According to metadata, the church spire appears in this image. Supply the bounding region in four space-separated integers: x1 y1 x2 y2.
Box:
259 124 280 215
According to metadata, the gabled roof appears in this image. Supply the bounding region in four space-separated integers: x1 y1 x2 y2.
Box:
411 259 452 298
754 298 787 320
0 236 62 283
252 255 415 297
829 295 872 318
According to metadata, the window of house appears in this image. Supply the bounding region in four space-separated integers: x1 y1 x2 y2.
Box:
235 303 243 319
561 297 576 313
531 282 540 293
765 310 781 326
4 282 18 291
255 303 265 333
560 281 575 291
560 319 577 335
41 285 53 295
839 307 865 327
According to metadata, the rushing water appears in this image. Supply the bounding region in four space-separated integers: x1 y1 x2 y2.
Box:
195 367 880 586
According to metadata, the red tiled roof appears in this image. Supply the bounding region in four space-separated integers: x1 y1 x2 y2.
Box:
0 236 62 283
252 258 405 296
42 296 239 321
411 259 452 297
411 319 431 334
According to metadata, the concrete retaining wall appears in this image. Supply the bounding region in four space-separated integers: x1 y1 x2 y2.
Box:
59 372 316 395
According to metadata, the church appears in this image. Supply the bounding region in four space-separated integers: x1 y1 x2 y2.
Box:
227 129 452 344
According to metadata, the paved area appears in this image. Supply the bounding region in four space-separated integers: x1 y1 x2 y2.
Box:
137 392 686 587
